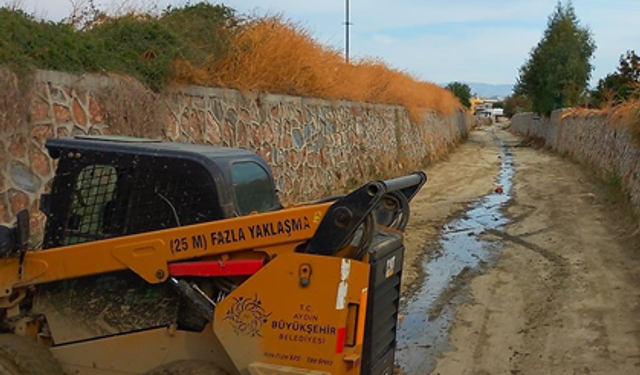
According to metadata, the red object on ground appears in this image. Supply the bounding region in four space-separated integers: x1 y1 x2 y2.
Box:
168 260 263 277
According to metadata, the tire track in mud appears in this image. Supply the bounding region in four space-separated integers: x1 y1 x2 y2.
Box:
484 229 569 273
484 228 571 349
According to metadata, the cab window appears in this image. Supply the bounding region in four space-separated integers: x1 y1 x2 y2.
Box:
64 165 117 245
231 162 275 215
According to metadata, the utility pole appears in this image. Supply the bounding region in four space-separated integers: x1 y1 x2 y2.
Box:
344 0 352 63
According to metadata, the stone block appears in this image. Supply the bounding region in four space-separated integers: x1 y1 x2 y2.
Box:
225 108 238 126
165 113 180 141
0 140 5 166
73 99 87 127
9 189 30 216
49 85 68 103
236 122 247 146
30 148 51 177
8 135 26 159
30 100 51 123
222 125 233 147
0 193 9 223
56 126 70 138
240 108 252 123
71 127 87 136
30 124 54 145
10 162 41 193
89 96 104 123
206 128 222 146
188 112 203 142
212 101 224 123
53 104 71 123
29 200 47 238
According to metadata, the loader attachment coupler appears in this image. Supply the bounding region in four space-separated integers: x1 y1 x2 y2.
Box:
306 171 426 257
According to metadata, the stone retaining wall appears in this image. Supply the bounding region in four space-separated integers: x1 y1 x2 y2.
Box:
0 68 470 238
511 110 640 215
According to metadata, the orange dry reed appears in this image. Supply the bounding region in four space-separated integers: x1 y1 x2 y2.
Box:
173 17 460 122
607 100 640 141
565 99 640 144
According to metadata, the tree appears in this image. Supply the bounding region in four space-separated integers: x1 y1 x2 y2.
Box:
503 94 532 118
445 82 472 108
618 50 640 81
592 50 640 106
515 1 596 115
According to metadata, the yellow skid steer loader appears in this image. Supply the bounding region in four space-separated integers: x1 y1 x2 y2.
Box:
0 136 426 375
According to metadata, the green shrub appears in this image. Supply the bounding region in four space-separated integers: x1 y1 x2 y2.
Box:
0 8 94 72
86 15 181 90
160 2 237 67
0 7 182 90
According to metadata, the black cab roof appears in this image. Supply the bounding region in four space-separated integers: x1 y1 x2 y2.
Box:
46 135 260 162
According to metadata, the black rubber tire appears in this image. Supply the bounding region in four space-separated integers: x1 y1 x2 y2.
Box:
0 334 64 375
145 360 229 375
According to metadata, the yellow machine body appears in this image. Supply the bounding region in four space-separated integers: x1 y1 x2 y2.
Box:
0 136 426 375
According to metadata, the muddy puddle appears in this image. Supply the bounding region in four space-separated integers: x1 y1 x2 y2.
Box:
395 138 515 374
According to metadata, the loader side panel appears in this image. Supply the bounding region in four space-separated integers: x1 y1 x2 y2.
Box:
213 253 370 375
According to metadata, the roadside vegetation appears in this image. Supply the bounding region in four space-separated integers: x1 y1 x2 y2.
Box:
563 50 640 145
587 50 640 144
513 1 596 116
503 0 639 143
444 82 472 109
0 1 460 122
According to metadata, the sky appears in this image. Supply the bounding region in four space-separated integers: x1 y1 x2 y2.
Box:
4 0 640 88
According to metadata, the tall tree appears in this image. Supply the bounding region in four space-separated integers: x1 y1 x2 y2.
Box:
445 81 472 108
515 1 596 115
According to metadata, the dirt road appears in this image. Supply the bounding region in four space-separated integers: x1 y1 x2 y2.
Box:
400 125 640 374
401 129 502 293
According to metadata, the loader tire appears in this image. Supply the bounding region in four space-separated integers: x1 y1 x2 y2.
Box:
0 334 64 375
146 360 228 375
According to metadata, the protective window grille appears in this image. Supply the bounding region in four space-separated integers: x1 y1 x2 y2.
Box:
119 167 213 235
64 165 117 245
63 163 215 246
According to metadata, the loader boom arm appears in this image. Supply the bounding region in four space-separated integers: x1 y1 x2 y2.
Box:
0 203 331 297
0 171 426 299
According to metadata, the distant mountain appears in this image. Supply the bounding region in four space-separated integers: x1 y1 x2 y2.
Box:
465 82 514 99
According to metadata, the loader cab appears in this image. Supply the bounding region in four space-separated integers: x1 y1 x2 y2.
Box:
40 136 281 249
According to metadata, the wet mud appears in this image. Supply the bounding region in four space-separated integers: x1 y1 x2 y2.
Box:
395 138 515 374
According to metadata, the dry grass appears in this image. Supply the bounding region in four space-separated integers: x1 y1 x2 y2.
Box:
564 99 640 145
607 100 640 144
172 16 460 122
5 3 460 119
